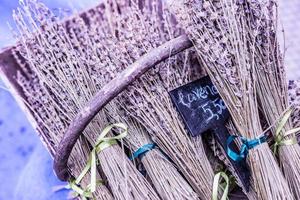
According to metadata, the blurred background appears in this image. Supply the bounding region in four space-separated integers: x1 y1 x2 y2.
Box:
0 0 299 199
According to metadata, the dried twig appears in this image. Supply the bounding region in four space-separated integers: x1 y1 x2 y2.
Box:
168 0 294 199
13 1 160 199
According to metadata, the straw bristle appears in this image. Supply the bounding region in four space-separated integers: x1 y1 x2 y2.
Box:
168 0 294 199
13 44 113 200
233 1 300 198
110 113 200 200
85 1 215 198
12 1 160 199
289 80 300 128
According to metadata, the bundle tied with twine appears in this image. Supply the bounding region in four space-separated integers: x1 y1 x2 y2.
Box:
12 1 160 199
108 111 199 200
9 3 113 200
82 2 201 198
11 34 113 200
168 0 294 199
82 0 218 199
249 1 300 198
289 80 300 129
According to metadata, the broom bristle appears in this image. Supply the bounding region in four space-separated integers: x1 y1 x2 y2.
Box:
12 1 160 199
111 113 200 200
168 0 294 199
249 1 300 198
88 1 216 198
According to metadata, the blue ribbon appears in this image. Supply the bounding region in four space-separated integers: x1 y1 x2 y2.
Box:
227 135 267 162
130 143 156 160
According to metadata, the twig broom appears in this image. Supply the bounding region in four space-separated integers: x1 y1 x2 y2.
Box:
168 0 294 199
248 2 300 198
12 1 160 199
86 1 215 198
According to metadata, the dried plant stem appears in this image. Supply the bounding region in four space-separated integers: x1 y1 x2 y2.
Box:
249 1 300 198
141 149 199 200
107 110 199 200
54 34 192 178
168 0 294 199
12 1 160 199
11 49 113 200
97 145 160 200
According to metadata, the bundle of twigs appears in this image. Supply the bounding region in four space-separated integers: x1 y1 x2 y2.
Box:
67 3 200 199
12 1 160 199
83 1 216 198
168 0 294 199
12 43 113 200
246 2 300 198
289 80 300 128
9 4 114 200
108 108 199 200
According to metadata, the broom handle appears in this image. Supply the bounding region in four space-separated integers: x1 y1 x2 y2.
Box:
53 35 192 181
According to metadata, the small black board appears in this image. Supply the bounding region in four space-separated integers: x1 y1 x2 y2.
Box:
169 76 250 191
169 76 229 137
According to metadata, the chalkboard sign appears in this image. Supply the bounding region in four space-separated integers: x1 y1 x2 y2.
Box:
169 76 230 137
169 76 250 191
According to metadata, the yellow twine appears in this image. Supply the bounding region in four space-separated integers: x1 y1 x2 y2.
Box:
273 108 300 155
67 123 127 198
212 172 229 200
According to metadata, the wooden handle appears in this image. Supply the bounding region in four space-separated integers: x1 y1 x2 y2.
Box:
53 35 192 181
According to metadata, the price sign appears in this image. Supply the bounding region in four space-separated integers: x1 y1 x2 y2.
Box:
169 76 250 191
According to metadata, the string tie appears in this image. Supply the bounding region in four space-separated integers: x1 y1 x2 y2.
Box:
67 123 127 198
272 108 299 155
212 172 229 200
130 143 156 160
227 134 267 162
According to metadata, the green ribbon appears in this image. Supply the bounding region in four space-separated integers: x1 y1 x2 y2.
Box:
272 109 300 155
66 179 104 200
67 123 128 199
212 172 229 200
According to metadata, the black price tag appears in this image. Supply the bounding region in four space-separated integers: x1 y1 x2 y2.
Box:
169 76 250 191
169 76 229 136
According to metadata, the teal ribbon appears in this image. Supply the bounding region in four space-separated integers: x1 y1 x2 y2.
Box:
227 135 267 162
130 143 156 160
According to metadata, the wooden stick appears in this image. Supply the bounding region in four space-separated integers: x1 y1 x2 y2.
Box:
53 35 192 181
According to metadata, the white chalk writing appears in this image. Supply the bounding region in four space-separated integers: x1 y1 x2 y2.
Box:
177 85 219 108
201 102 219 122
200 98 226 123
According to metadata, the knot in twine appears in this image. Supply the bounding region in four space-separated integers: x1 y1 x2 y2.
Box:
130 143 156 160
227 134 267 162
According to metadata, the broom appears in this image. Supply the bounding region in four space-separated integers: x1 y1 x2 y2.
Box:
106 106 199 200
12 1 160 199
84 1 216 198
289 80 300 128
247 1 300 198
10 47 113 199
168 0 294 199
7 2 114 199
